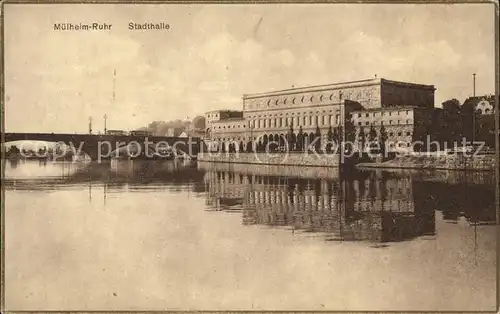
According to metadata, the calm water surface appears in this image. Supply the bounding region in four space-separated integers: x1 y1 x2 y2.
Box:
3 159 497 311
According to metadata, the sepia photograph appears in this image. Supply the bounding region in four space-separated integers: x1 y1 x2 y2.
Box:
1 1 499 312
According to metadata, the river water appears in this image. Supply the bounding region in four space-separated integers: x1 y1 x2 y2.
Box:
3 159 497 311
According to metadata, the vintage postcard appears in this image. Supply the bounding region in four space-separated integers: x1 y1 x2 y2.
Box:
1 1 499 312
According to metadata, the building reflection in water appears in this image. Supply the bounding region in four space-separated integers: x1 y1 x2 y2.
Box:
201 164 496 243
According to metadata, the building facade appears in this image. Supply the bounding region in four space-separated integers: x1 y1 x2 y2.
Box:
460 95 496 147
462 95 495 115
352 106 434 151
206 78 436 152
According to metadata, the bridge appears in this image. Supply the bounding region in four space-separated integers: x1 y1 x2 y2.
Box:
2 132 201 161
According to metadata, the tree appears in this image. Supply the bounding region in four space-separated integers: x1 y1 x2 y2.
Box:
192 116 206 130
314 125 321 153
368 124 377 142
287 123 295 151
326 126 334 153
297 126 304 151
442 98 461 113
333 127 339 145
380 123 388 156
358 126 366 152
344 112 357 144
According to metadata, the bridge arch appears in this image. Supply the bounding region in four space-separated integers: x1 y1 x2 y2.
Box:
3 133 199 161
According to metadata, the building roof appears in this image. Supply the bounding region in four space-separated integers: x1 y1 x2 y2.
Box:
352 105 432 112
205 109 243 114
180 130 204 137
243 78 435 99
211 117 246 123
462 95 495 109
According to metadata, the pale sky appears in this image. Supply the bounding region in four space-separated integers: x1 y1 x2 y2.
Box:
4 3 496 133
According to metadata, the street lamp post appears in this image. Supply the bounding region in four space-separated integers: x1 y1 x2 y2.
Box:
473 73 476 143
339 101 346 166
104 114 108 135
88 116 93 134
249 121 254 152
473 73 476 98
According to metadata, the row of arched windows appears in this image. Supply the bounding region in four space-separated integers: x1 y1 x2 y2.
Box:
248 114 341 129
244 89 375 110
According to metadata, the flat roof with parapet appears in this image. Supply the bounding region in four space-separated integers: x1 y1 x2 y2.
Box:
352 105 435 112
242 78 435 99
205 109 243 114
210 117 246 123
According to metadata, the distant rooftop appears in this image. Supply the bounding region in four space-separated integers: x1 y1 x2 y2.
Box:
353 105 432 112
211 117 246 123
243 78 435 99
205 109 243 114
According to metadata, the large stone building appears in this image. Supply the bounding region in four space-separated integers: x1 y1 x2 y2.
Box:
205 78 436 152
352 106 434 151
205 109 246 148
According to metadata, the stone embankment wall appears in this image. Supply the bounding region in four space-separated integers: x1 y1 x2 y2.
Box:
197 152 342 167
197 160 341 179
357 154 496 171
198 152 496 171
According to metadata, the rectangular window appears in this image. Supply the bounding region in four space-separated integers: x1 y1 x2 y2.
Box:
336 114 340 124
